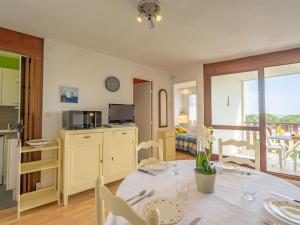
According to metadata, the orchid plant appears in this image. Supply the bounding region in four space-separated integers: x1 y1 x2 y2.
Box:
202 126 214 160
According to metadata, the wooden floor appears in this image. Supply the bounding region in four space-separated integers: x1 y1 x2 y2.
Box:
0 152 194 225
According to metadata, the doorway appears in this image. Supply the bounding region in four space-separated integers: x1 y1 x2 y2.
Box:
0 50 21 210
133 78 153 161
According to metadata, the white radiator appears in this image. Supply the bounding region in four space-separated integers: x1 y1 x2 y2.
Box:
5 139 19 190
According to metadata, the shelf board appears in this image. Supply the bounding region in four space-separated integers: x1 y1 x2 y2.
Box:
21 144 58 153
21 159 59 174
20 186 58 212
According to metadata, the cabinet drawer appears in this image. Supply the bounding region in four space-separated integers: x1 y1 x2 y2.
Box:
164 131 175 138
112 130 135 140
69 133 103 145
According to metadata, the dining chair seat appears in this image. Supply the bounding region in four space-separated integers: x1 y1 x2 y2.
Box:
218 139 259 169
95 176 160 225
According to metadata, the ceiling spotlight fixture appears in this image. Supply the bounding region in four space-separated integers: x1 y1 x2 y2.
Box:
137 0 162 29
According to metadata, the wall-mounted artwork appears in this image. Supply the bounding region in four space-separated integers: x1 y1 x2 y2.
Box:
60 86 79 103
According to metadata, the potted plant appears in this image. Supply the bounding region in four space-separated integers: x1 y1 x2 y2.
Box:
194 126 216 194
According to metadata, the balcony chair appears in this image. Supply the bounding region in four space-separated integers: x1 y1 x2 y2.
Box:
95 176 160 225
218 139 260 170
291 142 300 172
266 129 288 169
136 140 163 169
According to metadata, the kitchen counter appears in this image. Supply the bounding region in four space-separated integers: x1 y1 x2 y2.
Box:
0 129 18 135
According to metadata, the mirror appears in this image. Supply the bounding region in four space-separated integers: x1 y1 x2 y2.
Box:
159 89 168 127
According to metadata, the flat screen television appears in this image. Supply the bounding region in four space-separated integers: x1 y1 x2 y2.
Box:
108 104 135 124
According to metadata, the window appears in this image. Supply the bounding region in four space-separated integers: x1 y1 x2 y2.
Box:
189 94 197 122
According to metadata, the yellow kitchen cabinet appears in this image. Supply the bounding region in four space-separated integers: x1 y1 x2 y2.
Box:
60 127 138 205
1 68 19 106
158 130 176 161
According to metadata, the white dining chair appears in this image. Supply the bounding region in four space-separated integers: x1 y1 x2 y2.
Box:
95 176 160 225
218 139 260 170
136 140 163 169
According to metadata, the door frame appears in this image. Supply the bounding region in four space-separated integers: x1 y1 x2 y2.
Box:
204 47 300 180
0 27 44 192
133 77 153 141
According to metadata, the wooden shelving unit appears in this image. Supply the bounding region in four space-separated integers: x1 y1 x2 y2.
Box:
18 140 61 217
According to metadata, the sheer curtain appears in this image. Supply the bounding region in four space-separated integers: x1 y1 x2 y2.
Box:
189 94 197 122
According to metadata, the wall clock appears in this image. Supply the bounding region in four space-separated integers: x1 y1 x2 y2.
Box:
105 76 120 92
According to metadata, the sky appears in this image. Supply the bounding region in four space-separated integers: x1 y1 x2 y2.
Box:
244 74 300 116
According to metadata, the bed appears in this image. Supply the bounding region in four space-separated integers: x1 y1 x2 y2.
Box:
176 132 198 155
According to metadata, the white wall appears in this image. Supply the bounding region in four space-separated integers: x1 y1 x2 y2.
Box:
41 39 173 187
42 39 173 140
211 76 243 126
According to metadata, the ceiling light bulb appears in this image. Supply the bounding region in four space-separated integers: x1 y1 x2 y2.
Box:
136 13 143 23
156 13 162 22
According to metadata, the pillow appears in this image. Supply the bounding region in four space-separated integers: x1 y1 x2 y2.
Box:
176 127 189 133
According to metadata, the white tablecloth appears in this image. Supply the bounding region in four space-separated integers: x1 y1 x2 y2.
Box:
105 160 300 225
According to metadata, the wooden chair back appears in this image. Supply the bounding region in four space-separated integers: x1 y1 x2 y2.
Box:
136 140 163 169
95 176 160 225
218 139 260 170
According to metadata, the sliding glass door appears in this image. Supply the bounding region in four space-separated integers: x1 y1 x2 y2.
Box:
204 48 300 179
264 63 300 176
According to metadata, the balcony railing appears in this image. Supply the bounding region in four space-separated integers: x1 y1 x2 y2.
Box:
244 122 300 145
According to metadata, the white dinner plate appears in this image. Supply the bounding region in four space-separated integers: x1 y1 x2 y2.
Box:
26 139 51 147
147 162 169 171
264 198 300 225
140 197 188 225
218 163 240 171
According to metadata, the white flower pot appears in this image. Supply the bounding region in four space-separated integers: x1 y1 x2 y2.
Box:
194 172 216 194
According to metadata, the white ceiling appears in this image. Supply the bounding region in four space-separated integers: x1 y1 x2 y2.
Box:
1 0 300 71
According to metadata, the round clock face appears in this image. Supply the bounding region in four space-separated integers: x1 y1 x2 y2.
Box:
105 76 120 92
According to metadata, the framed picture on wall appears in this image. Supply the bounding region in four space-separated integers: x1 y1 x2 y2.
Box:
60 86 79 103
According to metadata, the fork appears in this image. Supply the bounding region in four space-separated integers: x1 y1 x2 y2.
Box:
130 190 155 206
126 190 146 202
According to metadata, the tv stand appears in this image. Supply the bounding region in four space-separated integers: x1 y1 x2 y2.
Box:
104 123 136 128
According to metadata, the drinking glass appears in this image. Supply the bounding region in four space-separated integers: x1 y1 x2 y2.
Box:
176 179 189 201
241 180 256 201
170 162 181 176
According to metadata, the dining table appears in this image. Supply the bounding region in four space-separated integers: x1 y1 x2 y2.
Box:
105 160 300 225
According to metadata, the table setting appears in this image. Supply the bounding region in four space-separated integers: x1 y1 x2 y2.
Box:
106 127 300 225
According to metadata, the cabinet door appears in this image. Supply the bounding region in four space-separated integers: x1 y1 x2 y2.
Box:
165 136 176 160
111 139 135 178
1 68 19 106
69 143 102 194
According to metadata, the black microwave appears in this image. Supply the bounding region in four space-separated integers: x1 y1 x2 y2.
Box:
62 111 102 130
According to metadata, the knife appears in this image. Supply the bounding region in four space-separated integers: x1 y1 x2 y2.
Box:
189 217 201 225
269 192 300 204
138 168 157 176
